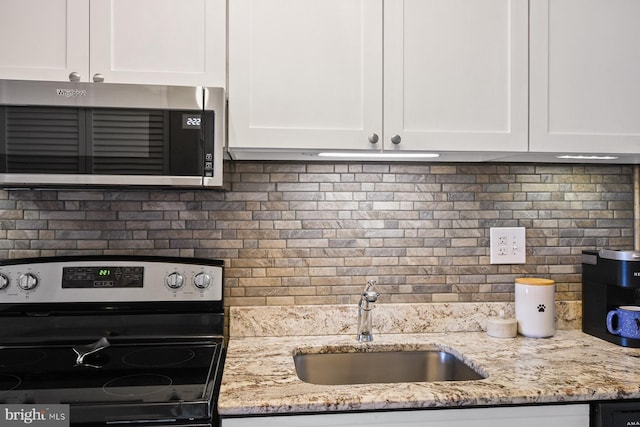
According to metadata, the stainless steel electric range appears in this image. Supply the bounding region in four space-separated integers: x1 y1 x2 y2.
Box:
0 255 225 427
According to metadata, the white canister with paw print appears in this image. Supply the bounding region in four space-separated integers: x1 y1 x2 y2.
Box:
515 278 555 338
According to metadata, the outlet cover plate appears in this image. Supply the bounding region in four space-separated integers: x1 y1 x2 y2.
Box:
490 227 526 264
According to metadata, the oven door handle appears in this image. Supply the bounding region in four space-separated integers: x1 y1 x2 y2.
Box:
73 336 111 365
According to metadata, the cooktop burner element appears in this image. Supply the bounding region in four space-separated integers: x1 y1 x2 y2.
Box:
0 255 225 427
103 374 173 397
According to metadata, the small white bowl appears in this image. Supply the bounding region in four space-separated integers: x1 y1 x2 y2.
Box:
487 310 517 338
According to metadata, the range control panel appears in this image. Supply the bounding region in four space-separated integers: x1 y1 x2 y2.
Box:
63 266 145 288
0 258 223 303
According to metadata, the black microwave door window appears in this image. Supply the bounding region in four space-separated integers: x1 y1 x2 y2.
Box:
89 109 168 175
0 106 83 173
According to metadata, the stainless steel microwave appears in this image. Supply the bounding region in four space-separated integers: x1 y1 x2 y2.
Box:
0 80 224 188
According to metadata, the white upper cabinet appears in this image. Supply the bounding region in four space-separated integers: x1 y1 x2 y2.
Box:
384 0 529 153
0 0 88 82
228 0 528 158
0 0 225 86
228 0 383 154
90 0 225 86
530 0 640 154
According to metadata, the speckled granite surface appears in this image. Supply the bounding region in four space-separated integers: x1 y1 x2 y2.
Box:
218 302 632 416
228 302 581 337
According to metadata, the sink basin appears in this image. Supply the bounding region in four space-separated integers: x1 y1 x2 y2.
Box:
293 348 486 385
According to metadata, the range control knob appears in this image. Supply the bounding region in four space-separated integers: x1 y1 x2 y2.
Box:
18 273 38 291
193 272 211 289
166 272 184 289
0 273 9 290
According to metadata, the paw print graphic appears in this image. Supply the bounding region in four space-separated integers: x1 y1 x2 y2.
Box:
537 304 546 313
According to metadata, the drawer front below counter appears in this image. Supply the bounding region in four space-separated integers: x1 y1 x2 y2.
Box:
221 404 589 427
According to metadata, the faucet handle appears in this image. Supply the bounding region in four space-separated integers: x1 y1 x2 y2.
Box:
364 279 377 292
363 280 379 302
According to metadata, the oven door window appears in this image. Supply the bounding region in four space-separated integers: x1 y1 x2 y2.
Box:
0 106 206 176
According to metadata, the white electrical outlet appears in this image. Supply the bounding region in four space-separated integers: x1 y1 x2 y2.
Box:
490 227 526 264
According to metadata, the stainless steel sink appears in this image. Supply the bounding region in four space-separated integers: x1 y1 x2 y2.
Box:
293 349 487 385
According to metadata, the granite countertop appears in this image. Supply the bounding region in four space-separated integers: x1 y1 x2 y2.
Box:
218 302 638 417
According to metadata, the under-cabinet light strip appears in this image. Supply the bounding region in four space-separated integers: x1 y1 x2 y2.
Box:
318 152 440 159
556 155 619 160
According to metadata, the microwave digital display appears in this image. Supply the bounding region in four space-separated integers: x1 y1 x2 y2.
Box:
182 113 202 129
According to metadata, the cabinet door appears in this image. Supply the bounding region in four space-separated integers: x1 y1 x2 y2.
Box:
228 0 383 155
90 0 225 86
530 0 640 154
384 0 528 152
0 0 88 82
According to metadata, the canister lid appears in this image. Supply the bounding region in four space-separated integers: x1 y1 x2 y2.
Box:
515 278 554 286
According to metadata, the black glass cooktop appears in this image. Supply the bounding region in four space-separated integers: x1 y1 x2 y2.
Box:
0 340 223 424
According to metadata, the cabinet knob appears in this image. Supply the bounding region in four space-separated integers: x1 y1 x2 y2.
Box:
68 72 81 82
368 133 379 144
92 73 105 83
391 134 402 145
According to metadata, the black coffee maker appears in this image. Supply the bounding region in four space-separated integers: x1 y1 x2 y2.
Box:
582 249 640 347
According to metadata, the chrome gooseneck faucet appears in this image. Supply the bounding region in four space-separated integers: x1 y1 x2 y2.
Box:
357 280 380 342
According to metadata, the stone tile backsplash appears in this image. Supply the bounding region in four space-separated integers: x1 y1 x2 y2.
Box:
0 162 634 306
